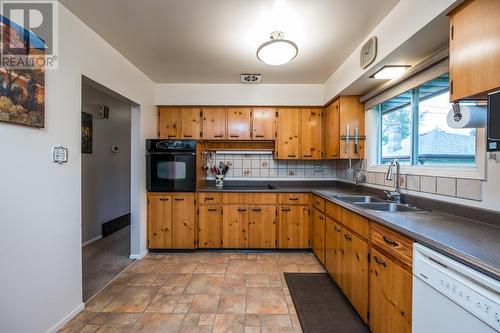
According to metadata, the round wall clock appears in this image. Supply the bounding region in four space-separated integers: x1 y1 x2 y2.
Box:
360 37 377 69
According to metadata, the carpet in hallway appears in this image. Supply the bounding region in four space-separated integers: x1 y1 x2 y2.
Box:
284 273 369 333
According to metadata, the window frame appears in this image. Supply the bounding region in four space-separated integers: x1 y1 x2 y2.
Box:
367 77 486 180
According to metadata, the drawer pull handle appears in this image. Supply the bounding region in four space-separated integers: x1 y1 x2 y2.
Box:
159 198 169 201
208 208 218 212
315 201 320 205
287 154 296 158
252 208 262 212
167 135 176 138
230 135 239 138
334 226 341 232
237 208 247 212
204 197 214 201
214 135 224 138
374 256 387 267
303 154 312 158
289 198 299 201
174 198 185 201
255 135 264 138
281 208 291 212
383 236 398 246
344 234 352 241
183 135 192 138
319 216 324 220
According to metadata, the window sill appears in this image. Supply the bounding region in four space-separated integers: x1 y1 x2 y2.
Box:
367 164 485 180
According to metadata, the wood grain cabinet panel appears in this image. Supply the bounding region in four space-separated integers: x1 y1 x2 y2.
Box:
325 217 343 287
222 205 248 248
369 248 412 333
276 108 300 159
278 205 310 248
180 108 201 139
312 195 326 213
338 96 365 159
147 194 172 249
198 193 222 204
279 193 310 205
158 108 181 139
312 209 326 265
450 0 500 101
324 100 340 159
171 194 195 248
300 108 323 159
198 205 222 248
202 108 227 139
252 107 276 140
248 205 277 248
227 108 251 139
371 223 413 267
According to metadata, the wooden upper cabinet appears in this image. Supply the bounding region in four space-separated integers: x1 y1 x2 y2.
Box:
171 194 195 249
324 100 340 159
247 205 277 248
300 108 323 159
370 248 412 333
338 96 365 159
180 108 201 139
449 0 500 101
158 108 181 139
202 108 227 139
252 108 276 140
147 194 172 249
279 205 310 248
198 205 222 248
227 108 251 139
276 108 300 159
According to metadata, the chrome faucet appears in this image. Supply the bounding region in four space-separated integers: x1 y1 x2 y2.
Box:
385 159 401 204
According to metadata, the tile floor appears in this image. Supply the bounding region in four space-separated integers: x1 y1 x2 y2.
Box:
60 251 326 333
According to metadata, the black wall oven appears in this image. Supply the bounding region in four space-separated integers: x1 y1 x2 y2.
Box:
146 139 197 192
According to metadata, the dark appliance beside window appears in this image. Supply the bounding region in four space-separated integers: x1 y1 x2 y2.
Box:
487 90 500 151
146 139 197 192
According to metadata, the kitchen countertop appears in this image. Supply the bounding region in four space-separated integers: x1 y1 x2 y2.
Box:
198 181 500 280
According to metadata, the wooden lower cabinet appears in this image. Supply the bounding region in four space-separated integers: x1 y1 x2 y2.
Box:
369 248 412 333
248 205 277 248
279 205 310 248
222 205 248 248
198 205 222 248
147 193 195 249
312 209 326 264
325 217 343 287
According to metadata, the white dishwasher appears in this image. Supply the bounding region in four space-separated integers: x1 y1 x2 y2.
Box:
413 243 500 333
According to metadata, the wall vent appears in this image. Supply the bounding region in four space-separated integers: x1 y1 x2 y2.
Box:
240 73 262 84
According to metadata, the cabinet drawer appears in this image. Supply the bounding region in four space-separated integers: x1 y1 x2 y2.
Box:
223 193 277 204
340 208 369 240
198 192 222 204
325 201 342 221
371 223 413 267
312 195 325 212
279 193 309 205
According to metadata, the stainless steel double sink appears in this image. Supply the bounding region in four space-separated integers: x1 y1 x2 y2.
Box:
334 195 425 213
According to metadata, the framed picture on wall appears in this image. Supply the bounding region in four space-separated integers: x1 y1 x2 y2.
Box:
82 112 93 154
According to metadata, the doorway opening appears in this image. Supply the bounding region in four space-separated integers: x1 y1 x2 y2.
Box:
81 78 135 301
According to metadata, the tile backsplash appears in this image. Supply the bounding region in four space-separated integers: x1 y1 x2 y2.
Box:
206 153 337 179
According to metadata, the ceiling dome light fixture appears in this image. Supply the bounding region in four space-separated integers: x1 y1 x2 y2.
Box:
257 31 298 66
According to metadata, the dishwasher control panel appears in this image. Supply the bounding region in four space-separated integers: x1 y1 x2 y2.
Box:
414 244 500 331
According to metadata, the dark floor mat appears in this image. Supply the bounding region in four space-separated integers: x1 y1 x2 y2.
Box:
284 273 369 333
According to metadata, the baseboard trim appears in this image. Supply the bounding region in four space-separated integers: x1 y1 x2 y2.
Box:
45 302 84 333
102 213 130 237
82 235 102 247
129 249 148 260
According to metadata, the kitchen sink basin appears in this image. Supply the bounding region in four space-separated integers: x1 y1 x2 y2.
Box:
354 202 424 212
335 195 387 203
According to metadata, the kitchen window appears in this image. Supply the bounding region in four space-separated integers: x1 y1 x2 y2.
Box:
375 74 476 166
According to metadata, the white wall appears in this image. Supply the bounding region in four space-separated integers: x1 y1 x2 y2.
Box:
155 83 324 106
81 84 131 243
0 4 156 333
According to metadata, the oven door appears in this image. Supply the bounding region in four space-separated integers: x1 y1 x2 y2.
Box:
147 152 196 192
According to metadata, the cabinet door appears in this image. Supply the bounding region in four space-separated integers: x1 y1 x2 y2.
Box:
325 217 343 287
158 108 181 139
227 108 251 139
279 205 309 248
198 205 222 248
324 101 340 159
312 209 326 264
248 205 276 248
252 107 276 140
147 195 172 248
339 96 365 159
276 108 300 159
343 230 369 323
222 205 247 248
370 248 412 333
171 194 195 248
450 0 500 101
300 108 323 159
181 108 201 139
202 108 227 139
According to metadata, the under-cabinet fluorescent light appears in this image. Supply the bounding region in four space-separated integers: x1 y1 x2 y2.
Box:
371 65 410 80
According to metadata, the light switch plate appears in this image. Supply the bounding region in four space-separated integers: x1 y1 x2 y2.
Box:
52 146 68 164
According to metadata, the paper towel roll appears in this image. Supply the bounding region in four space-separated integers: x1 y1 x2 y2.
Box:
447 104 486 129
